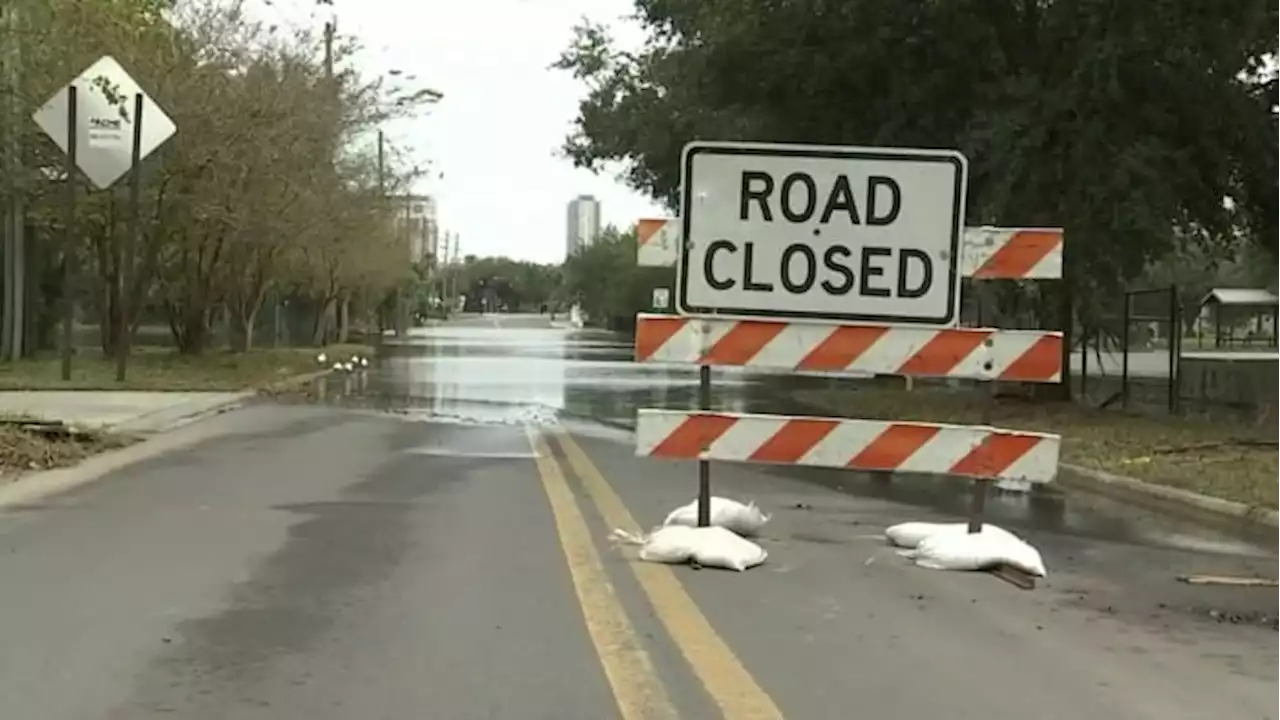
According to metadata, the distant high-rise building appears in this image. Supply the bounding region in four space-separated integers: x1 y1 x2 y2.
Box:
565 195 601 258
391 194 438 266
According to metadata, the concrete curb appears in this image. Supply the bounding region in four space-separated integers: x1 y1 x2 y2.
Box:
258 368 333 394
115 367 336 432
107 390 257 435
1059 462 1279 529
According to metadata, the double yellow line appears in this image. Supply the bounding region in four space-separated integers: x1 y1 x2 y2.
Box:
526 426 785 720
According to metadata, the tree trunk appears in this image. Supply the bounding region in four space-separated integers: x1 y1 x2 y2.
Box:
229 307 258 353
337 294 350 343
311 297 334 346
167 302 213 355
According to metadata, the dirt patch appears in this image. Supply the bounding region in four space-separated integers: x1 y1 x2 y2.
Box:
790 385 1278 509
0 420 133 480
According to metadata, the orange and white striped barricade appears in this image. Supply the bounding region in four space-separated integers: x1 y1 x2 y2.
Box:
634 315 1062 383
635 220 1064 281
637 218 680 267
635 411 1060 485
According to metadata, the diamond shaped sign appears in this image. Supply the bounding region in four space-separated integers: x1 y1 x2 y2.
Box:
32 55 177 190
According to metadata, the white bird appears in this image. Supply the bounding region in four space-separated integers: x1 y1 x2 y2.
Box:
317 352 328 364
350 355 359 364
359 357 370 367
343 362 355 372
331 362 343 371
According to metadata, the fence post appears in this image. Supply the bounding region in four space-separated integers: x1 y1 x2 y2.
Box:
1121 292 1131 408
1080 329 1089 400
1169 284 1180 414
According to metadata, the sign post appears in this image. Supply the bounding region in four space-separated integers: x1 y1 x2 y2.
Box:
60 87 78 381
33 56 177 381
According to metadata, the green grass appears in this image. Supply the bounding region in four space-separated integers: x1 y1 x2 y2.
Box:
0 344 374 392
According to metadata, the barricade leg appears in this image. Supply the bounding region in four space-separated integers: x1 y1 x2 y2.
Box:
697 364 712 527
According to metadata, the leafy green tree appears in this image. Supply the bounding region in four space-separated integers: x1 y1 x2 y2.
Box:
556 0 1277 307
4 0 430 356
561 226 672 330
455 256 560 311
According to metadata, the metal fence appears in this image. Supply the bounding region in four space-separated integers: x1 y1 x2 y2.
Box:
1075 286 1179 413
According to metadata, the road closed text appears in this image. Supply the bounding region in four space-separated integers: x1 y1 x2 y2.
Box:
702 239 933 299
679 144 965 324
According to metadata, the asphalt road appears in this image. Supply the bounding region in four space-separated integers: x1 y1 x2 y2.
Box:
0 313 1275 719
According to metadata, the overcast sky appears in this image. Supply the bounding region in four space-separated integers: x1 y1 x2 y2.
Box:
251 0 663 265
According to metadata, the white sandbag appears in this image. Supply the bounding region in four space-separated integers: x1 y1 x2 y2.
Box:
610 525 768 572
883 521 1019 549
689 526 769 571
662 496 771 537
610 526 701 564
899 526 1047 577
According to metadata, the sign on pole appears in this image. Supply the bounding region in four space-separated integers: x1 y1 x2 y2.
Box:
33 55 177 190
677 141 968 326
651 287 671 310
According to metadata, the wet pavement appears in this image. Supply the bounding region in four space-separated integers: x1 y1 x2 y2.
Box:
347 313 1274 559
1 312 1275 720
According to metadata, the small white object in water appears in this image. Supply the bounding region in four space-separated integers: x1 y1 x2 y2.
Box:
359 357 370 367
342 361 355 372
317 352 328 364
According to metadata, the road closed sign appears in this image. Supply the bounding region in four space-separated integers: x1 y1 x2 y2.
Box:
677 142 968 325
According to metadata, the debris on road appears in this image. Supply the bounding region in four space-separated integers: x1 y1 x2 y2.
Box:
610 525 768 572
661 496 771 537
1177 574 1278 588
0 416 131 477
886 521 1048 577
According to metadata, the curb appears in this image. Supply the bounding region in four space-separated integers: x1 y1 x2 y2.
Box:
107 389 257 435
1059 462 1279 529
257 368 333 394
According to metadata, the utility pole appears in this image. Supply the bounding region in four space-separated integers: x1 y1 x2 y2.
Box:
323 19 334 78
1 4 26 361
323 16 342 343
448 232 459 312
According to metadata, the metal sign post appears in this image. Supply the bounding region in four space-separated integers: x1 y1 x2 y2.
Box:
60 86 78 381
117 93 144 381
33 56 177 382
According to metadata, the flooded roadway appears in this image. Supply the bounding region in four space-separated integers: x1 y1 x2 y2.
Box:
3 312 1275 720
356 312 1271 559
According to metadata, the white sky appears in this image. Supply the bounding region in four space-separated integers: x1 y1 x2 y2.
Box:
249 0 664 264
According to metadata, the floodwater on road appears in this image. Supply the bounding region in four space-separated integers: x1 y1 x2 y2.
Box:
313 314 1272 558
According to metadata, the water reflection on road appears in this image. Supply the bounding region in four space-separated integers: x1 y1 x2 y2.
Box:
331 314 1270 557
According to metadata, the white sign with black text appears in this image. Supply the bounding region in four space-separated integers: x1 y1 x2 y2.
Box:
32 55 177 190
677 142 968 325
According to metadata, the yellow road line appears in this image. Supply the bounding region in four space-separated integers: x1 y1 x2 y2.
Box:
552 428 786 720
524 427 678 720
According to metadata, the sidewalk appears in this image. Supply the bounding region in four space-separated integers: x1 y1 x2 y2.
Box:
0 390 252 435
